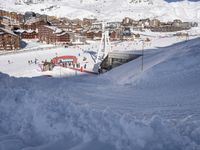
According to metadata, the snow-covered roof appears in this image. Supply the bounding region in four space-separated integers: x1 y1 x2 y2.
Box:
25 18 40 25
44 25 63 34
0 27 18 37
15 29 38 33
56 31 69 37
15 29 25 33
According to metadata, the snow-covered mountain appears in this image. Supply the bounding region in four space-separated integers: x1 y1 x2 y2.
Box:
0 0 200 21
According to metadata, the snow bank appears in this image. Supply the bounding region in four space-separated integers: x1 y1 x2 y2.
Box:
0 72 200 150
106 37 200 86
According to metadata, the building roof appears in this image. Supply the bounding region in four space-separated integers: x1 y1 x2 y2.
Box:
44 25 63 34
0 27 18 37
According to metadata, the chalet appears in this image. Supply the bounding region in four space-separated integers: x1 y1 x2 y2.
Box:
22 18 47 30
94 31 102 40
0 16 11 28
83 18 97 27
74 25 84 33
109 29 122 41
15 13 24 23
71 23 83 32
82 29 102 40
132 20 139 27
0 10 24 24
138 18 150 28
0 27 20 50
10 12 18 21
38 25 71 44
56 32 71 44
62 23 73 32
15 29 38 39
0 10 9 18
82 31 95 39
150 19 160 28
122 17 133 26
71 34 86 45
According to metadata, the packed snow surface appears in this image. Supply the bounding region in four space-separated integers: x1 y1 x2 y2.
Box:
1 0 200 21
0 37 200 150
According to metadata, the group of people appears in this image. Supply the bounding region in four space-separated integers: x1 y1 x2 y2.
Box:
28 58 38 65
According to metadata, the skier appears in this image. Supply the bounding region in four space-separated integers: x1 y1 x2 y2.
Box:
34 58 38 64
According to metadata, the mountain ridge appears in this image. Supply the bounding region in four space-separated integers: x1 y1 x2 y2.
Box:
0 0 200 22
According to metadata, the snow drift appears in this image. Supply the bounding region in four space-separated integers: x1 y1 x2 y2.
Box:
0 73 200 150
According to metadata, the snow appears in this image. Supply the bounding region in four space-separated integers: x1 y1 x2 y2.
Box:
0 34 200 150
0 1 200 149
0 0 200 22
0 43 97 77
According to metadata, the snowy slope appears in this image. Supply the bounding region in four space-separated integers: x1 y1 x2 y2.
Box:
0 37 200 150
0 0 200 21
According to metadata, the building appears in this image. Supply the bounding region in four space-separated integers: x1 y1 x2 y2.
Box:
150 19 160 27
109 29 122 41
38 25 71 44
0 16 11 28
83 18 97 27
138 18 150 28
122 17 133 26
51 55 78 66
82 30 95 39
22 18 47 30
106 22 121 29
71 34 86 45
0 27 20 50
15 29 38 39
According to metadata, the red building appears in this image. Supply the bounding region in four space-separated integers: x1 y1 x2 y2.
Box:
51 56 77 65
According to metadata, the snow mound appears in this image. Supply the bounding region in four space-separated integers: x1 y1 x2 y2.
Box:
106 37 200 87
0 70 200 149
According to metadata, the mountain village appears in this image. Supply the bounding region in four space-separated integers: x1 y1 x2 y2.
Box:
0 9 198 51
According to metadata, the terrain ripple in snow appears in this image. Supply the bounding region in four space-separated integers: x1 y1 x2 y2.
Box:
0 73 200 150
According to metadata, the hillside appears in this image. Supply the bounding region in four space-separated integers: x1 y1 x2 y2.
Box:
0 0 200 21
0 37 200 150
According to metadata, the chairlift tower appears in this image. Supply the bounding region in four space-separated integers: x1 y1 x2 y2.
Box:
96 22 111 63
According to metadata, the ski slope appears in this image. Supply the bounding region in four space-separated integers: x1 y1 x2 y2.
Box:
0 37 200 150
0 33 198 77
0 0 200 21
